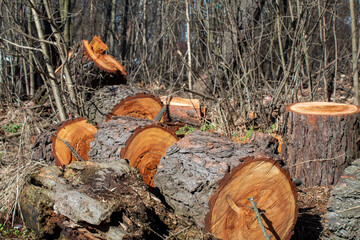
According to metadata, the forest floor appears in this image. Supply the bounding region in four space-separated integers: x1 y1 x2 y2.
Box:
0 79 356 239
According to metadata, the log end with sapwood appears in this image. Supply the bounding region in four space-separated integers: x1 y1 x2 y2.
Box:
154 130 296 240
51 117 97 166
106 93 166 122
206 156 297 240
89 116 177 186
282 102 360 187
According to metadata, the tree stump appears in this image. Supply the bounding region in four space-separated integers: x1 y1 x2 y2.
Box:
32 118 97 166
154 131 296 239
282 102 360 187
51 118 97 166
89 116 178 186
85 85 166 125
57 35 127 88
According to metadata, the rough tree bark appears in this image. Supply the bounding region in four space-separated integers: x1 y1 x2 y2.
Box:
20 160 215 239
89 116 177 187
154 130 295 240
282 102 360 187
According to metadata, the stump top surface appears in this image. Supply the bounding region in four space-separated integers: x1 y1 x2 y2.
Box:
287 102 359 116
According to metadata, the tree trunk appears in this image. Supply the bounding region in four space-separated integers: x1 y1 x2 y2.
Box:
154 130 295 240
89 116 178 187
282 102 360 187
20 160 214 239
85 85 165 125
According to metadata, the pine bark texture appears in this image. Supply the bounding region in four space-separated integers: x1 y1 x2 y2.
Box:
84 85 150 125
88 116 155 163
325 158 360 239
153 130 281 229
282 103 360 187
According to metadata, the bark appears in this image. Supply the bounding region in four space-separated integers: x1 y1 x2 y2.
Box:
282 102 360 187
153 130 286 234
89 116 177 187
20 160 215 239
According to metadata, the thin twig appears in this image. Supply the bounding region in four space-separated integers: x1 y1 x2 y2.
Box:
248 197 271 240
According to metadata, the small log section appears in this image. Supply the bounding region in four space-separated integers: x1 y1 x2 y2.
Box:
154 130 296 240
282 102 360 187
89 116 178 186
85 85 166 125
160 96 202 126
57 36 127 88
51 118 97 166
106 93 166 122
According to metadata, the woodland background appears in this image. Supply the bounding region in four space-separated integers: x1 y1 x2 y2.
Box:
0 0 359 135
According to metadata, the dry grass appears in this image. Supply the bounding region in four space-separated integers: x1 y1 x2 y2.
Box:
0 102 52 225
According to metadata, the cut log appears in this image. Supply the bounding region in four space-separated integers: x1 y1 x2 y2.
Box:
51 117 97 166
57 36 126 89
154 131 295 240
85 85 166 125
106 93 166 122
20 160 215 239
282 102 360 187
89 116 178 186
160 96 202 126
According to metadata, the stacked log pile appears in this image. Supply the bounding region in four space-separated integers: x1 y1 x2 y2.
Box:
25 36 360 239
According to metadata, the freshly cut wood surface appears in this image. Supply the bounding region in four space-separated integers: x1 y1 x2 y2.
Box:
51 118 97 166
283 102 360 187
83 36 126 75
206 156 297 240
88 116 177 187
288 101 359 116
106 93 166 122
160 96 201 126
121 125 178 187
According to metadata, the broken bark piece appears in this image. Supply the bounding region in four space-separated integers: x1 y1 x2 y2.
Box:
153 130 289 235
206 157 297 240
51 118 97 166
282 102 360 187
106 93 166 122
89 116 177 187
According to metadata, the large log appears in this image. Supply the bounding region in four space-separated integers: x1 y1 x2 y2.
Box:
85 85 166 125
154 130 297 240
32 118 97 166
282 102 360 187
20 160 215 239
89 116 178 186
